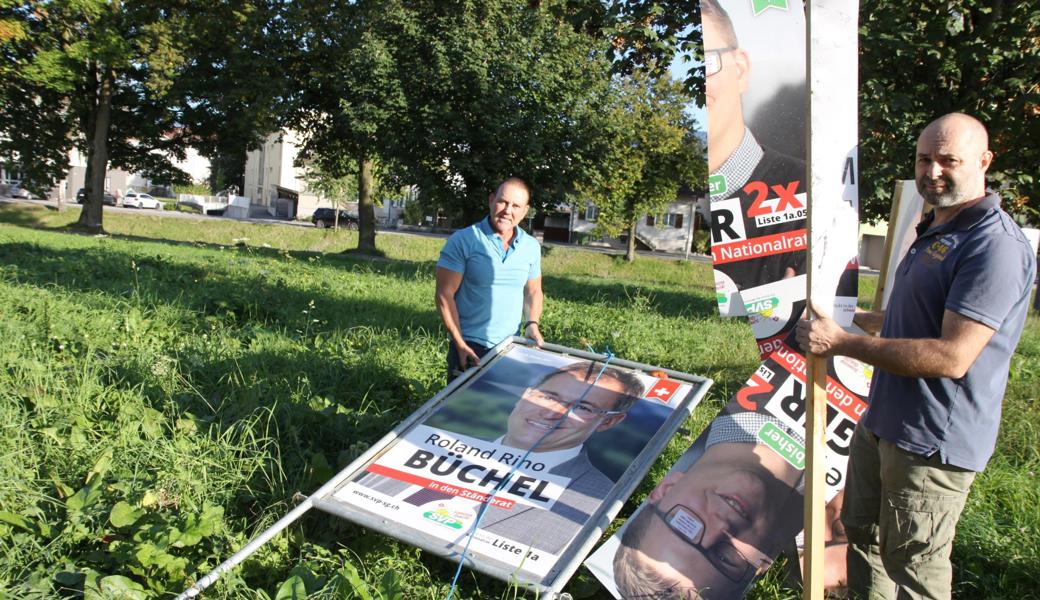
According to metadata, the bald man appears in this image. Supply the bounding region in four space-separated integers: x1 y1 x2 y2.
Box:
796 113 1035 599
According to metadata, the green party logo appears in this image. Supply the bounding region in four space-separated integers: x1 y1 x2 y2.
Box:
745 296 780 316
758 422 804 469
751 0 789 16
709 174 727 197
423 509 464 529
716 293 727 304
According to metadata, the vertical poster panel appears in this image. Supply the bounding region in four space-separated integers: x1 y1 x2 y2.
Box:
706 0 808 357
584 0 864 596
808 0 860 326
705 0 858 358
315 342 711 591
878 181 928 310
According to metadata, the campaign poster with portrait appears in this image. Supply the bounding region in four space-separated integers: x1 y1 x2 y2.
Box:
313 341 712 593
585 333 873 599
705 0 858 357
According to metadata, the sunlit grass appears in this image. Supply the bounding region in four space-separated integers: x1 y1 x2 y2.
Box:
0 203 1036 599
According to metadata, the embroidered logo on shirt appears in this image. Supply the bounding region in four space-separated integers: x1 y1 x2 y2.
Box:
925 235 958 262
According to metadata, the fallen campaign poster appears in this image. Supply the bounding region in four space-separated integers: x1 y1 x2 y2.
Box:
585 334 873 599
311 340 712 594
705 0 858 358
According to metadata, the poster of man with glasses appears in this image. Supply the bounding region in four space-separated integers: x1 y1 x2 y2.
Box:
331 344 698 579
587 341 871 598
704 0 858 357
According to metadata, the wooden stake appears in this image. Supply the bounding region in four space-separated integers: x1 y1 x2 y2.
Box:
872 180 906 310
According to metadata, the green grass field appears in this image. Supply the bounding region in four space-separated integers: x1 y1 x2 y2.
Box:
1 203 1037 599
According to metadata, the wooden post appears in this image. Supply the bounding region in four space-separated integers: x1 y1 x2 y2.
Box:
802 3 825 598
872 181 906 310
802 6 825 591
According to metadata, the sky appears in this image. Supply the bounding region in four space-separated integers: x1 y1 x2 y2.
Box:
670 52 706 132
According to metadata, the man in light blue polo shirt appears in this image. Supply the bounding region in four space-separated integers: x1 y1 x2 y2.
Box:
797 113 1035 599
435 178 544 379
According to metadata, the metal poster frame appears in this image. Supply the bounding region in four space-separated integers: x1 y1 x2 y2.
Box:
310 337 713 598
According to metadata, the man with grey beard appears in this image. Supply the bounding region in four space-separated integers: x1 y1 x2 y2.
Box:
796 113 1035 599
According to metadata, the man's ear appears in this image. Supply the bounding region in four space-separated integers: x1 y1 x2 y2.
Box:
596 413 626 431
734 48 751 94
979 149 994 172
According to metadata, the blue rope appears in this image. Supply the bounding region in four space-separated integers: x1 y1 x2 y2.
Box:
444 348 615 600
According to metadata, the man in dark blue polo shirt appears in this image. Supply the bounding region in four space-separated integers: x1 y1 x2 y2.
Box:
435 178 544 380
797 113 1035 599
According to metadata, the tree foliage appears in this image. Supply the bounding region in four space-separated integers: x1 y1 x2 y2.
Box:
859 1 1040 223
578 73 703 261
0 1 284 231
285 0 411 250
288 0 636 246
546 0 703 101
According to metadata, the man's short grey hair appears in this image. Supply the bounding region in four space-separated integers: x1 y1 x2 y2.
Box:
613 506 701 599
495 177 531 203
534 361 645 412
701 0 739 49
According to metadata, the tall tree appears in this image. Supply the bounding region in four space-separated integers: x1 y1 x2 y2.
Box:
286 0 410 252
173 1 289 197
289 0 620 247
859 1 1040 222
1 2 191 231
388 0 618 223
0 1 284 232
578 73 703 262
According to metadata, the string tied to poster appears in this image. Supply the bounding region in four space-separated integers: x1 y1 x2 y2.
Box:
444 347 616 600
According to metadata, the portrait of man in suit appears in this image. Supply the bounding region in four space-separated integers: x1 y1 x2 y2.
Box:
356 359 646 556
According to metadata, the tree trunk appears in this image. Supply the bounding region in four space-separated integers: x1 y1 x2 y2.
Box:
356 154 377 251
77 66 114 233
626 219 637 262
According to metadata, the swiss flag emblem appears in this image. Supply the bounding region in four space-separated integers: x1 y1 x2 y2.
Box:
646 378 681 403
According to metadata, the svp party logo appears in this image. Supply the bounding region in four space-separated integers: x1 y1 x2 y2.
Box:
422 507 468 530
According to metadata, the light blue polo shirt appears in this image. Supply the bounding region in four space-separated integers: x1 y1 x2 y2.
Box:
437 218 542 347
863 193 1036 471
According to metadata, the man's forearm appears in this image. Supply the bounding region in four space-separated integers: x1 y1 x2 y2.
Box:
435 294 466 345
524 290 543 323
835 334 968 379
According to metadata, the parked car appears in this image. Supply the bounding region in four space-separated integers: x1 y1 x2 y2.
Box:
123 191 162 210
76 188 117 206
311 208 359 229
9 185 33 199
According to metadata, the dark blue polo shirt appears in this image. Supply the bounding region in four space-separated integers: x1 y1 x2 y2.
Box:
863 192 1036 471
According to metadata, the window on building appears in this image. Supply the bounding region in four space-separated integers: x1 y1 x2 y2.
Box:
646 214 655 226
661 213 684 229
585 204 599 222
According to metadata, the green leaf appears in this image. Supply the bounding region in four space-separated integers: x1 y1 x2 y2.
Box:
274 575 308 600
88 449 114 481
66 476 104 514
333 562 372 600
110 502 145 528
378 570 402 600
0 511 50 537
96 575 147 600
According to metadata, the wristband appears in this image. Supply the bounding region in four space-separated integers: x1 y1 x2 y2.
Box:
524 320 539 330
